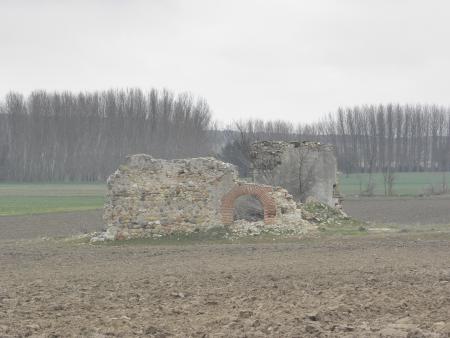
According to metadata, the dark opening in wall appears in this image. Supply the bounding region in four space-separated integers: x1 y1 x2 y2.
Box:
233 195 264 222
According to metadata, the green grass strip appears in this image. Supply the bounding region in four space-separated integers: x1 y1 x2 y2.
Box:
0 196 104 216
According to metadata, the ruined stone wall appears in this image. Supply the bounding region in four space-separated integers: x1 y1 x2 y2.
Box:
250 141 339 207
102 155 237 239
99 154 308 240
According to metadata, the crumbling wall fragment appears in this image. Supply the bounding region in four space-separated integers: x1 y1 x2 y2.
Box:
97 154 311 241
250 141 340 207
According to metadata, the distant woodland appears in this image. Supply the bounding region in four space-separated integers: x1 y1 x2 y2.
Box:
0 89 212 181
222 105 450 177
1 89 450 181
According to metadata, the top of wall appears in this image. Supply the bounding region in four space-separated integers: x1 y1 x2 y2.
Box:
250 140 335 154
124 154 238 174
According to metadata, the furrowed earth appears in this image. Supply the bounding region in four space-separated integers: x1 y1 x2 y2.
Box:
0 198 450 337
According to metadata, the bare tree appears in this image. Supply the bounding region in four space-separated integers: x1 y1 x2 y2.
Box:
382 166 396 196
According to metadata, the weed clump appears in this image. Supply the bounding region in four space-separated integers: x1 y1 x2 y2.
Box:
301 200 360 226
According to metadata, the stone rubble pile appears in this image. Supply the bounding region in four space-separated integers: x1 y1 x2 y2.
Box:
301 198 351 225
229 219 316 239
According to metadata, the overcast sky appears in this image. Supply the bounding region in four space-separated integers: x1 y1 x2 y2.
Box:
1 0 450 124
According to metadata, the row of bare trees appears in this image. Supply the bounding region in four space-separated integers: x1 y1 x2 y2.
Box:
329 104 450 174
0 89 213 181
2 92 450 183
220 104 450 177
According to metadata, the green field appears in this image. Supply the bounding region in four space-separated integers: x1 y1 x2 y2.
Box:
1 171 449 216
0 183 106 216
339 171 450 196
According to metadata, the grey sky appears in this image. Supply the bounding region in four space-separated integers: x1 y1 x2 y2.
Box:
1 0 450 123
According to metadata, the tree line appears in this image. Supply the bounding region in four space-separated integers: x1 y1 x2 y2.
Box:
327 104 450 174
0 89 212 181
221 104 450 177
1 90 450 182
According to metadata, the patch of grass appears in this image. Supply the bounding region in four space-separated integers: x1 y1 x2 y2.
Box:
339 171 450 197
93 233 310 246
378 222 450 234
0 196 105 216
95 227 234 246
0 182 106 197
0 183 106 216
318 227 369 237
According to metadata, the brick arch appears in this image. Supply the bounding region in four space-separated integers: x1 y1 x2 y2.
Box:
220 184 276 225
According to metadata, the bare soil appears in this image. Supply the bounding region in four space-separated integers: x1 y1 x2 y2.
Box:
345 195 450 225
1 199 450 337
0 233 449 337
0 210 103 241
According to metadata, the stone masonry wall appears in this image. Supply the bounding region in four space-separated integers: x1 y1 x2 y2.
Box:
250 141 340 207
99 154 308 240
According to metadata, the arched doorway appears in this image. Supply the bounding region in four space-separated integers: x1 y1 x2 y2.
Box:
233 195 264 222
220 184 276 225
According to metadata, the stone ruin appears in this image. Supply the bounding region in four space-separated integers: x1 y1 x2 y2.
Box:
97 154 311 241
94 141 341 241
250 141 342 208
